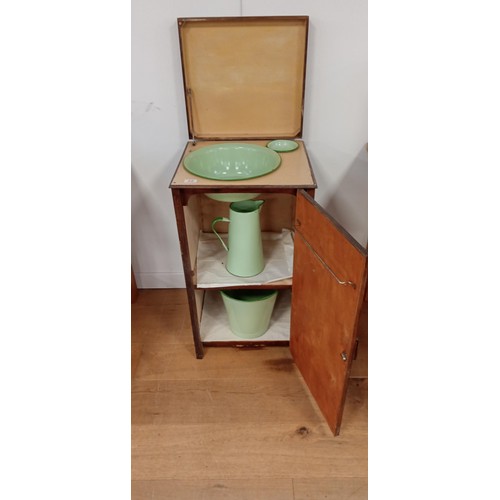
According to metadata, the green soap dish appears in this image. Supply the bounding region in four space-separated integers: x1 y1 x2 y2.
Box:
266 140 299 152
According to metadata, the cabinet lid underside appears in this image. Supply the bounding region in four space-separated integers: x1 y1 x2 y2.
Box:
178 16 309 140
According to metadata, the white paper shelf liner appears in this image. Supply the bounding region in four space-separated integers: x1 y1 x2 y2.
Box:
196 229 294 288
200 289 291 342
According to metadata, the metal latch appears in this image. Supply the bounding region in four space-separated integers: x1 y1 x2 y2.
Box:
295 231 356 289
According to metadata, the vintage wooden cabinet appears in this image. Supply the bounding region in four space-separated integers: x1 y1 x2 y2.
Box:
169 16 367 435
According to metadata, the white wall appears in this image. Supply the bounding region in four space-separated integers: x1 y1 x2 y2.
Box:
132 0 367 288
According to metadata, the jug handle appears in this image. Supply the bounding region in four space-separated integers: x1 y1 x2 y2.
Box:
211 217 230 252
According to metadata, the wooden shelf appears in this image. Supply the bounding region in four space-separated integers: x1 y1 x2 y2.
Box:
195 278 292 291
196 230 294 289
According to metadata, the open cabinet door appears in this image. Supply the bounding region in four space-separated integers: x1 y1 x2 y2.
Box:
291 190 367 435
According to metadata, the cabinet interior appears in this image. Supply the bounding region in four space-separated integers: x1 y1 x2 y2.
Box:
182 192 296 344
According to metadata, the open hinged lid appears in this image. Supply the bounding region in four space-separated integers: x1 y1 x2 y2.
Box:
177 16 309 140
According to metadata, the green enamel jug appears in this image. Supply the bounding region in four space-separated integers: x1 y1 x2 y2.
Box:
211 200 265 277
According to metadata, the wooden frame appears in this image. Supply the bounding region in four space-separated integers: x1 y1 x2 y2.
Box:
171 181 317 359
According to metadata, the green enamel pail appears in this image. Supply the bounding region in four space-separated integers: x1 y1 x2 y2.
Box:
220 289 278 338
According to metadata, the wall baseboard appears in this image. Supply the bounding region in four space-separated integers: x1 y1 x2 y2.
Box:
136 272 185 289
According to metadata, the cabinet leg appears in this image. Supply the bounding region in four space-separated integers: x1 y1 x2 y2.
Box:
185 288 204 359
172 189 204 359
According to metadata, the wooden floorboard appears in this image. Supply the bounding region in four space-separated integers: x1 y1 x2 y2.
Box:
132 289 368 499
293 477 368 499
132 479 295 500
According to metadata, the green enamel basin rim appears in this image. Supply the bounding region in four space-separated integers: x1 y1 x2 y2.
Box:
183 143 281 181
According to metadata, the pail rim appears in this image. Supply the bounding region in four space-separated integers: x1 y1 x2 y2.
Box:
221 289 277 302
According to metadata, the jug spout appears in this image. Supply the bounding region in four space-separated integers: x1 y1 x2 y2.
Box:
230 199 264 213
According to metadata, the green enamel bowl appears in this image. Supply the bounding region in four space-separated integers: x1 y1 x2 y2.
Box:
205 193 260 202
184 143 281 181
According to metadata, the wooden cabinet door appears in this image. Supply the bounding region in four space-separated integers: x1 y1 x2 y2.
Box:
290 190 367 435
